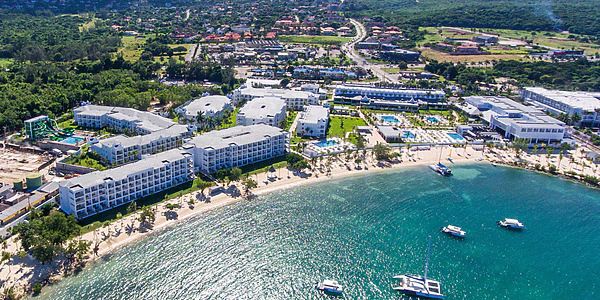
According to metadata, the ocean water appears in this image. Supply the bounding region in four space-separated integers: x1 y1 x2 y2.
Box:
37 164 600 300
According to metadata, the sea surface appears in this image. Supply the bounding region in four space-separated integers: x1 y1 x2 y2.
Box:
37 164 600 300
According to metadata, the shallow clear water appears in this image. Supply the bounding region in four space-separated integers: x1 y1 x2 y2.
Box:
314 139 339 148
446 133 465 141
38 164 600 300
380 115 400 123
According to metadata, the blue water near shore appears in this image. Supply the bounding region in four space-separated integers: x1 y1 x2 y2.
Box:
37 164 600 300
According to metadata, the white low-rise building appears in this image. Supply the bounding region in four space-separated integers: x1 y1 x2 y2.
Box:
75 105 191 165
297 105 329 138
184 124 289 174
520 87 600 127
59 124 289 219
74 105 175 134
91 125 189 165
59 149 194 219
175 95 232 123
231 87 318 110
237 97 287 127
464 96 566 144
334 85 446 104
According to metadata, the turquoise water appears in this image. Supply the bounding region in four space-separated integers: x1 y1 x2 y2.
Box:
447 133 465 141
426 116 440 123
60 136 83 145
380 115 400 123
314 139 339 148
402 130 416 139
37 164 600 300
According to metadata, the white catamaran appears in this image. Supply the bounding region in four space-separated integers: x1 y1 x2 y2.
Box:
393 237 445 299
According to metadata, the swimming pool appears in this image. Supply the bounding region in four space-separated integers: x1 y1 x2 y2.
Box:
379 115 400 123
314 139 339 148
426 116 440 123
61 136 84 145
401 131 416 139
447 132 465 141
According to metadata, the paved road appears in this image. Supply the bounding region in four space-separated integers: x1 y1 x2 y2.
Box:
343 19 399 84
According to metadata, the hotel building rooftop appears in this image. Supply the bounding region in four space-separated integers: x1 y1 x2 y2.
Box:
185 124 288 150
60 148 191 190
522 87 600 112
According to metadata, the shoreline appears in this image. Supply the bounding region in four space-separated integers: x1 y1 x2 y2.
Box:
3 144 599 298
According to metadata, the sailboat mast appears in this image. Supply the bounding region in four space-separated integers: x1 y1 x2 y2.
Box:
424 236 431 280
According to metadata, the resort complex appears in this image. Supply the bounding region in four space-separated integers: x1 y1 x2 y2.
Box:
3 2 600 298
231 86 319 110
60 124 288 219
520 87 600 127
236 97 287 127
462 96 566 144
184 124 289 174
297 105 330 138
175 95 233 123
59 149 194 219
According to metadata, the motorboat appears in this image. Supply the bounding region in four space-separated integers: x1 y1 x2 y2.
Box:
393 274 444 299
393 237 445 299
429 162 452 176
441 225 466 238
497 218 525 230
315 279 344 295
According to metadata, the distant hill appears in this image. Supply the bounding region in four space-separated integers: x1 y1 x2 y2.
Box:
342 0 600 37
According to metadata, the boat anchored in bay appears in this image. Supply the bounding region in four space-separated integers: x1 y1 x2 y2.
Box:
441 225 466 238
393 237 445 299
497 218 525 230
315 279 344 296
430 162 452 176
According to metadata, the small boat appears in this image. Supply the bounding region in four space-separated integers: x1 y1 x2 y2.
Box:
497 218 525 230
429 163 452 176
315 279 344 295
441 225 466 238
447 157 454 163
393 237 445 299
393 274 445 299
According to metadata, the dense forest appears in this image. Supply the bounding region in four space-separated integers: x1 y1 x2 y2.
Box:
425 59 600 92
0 12 236 132
0 13 120 62
343 0 600 37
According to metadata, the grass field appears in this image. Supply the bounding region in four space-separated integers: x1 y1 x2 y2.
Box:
0 58 13 68
79 17 97 32
420 48 527 63
327 116 367 139
117 35 149 61
479 28 600 55
279 35 352 45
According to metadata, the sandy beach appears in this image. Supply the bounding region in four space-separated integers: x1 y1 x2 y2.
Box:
2 143 598 298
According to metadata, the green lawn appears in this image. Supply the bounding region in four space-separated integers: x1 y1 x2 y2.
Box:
0 58 13 68
218 108 239 129
117 35 149 61
327 116 367 139
284 111 298 131
279 35 352 45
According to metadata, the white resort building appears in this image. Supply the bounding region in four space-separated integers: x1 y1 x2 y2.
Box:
75 105 192 165
174 95 232 123
231 87 318 110
59 149 194 219
237 97 287 127
91 125 189 165
183 124 289 174
59 124 289 219
520 87 600 127
463 96 566 144
334 85 446 104
74 105 175 134
297 105 330 138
